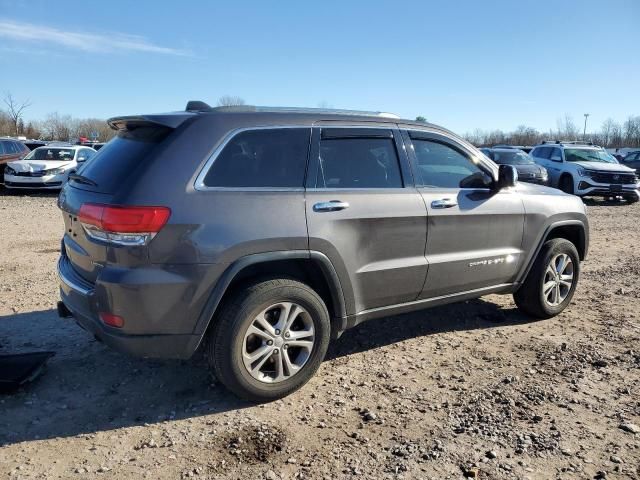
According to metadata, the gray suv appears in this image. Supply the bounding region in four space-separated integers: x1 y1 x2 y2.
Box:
57 102 589 401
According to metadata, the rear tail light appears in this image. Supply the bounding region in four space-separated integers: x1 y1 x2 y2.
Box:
99 312 125 328
78 204 170 246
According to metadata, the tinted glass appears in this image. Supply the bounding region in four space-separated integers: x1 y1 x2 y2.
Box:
76 126 170 193
0 142 5 155
412 139 487 188
534 146 551 159
204 128 309 188
317 137 402 188
4 141 18 154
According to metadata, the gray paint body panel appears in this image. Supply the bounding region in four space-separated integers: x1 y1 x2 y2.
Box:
57 110 589 359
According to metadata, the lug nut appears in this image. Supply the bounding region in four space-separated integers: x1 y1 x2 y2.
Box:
284 331 290 338
267 340 273 346
273 348 279 354
275 329 281 335
283 344 288 350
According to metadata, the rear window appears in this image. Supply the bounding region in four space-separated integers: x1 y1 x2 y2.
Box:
203 128 310 188
74 126 169 193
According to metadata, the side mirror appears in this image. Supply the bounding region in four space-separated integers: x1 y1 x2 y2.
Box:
496 164 518 189
77 156 86 163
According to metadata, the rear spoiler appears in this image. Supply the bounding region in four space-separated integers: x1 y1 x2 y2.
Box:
107 113 196 131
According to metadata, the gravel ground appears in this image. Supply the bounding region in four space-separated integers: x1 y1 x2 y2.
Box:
0 190 639 480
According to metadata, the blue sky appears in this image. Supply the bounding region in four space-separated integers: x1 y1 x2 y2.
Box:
0 0 638 135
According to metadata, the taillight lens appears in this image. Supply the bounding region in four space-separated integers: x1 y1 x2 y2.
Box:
78 204 170 246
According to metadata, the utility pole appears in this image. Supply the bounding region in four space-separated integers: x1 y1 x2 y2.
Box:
583 113 590 140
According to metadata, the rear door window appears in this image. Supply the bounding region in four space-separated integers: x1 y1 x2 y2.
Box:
203 128 310 188
317 130 403 188
534 146 551 159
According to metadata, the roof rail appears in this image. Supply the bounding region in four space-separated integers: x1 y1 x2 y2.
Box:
541 140 561 144
541 140 596 146
184 101 401 118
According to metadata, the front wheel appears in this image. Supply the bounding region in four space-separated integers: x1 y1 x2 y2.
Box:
514 238 580 319
208 278 331 402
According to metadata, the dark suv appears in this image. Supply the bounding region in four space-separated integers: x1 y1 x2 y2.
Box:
57 102 589 401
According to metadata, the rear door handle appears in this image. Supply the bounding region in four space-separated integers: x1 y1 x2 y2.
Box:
313 200 350 212
431 198 458 209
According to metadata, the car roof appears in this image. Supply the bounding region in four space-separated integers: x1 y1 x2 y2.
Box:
32 144 86 150
108 102 450 134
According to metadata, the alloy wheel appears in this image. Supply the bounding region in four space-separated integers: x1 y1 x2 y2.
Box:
241 302 315 383
542 253 574 307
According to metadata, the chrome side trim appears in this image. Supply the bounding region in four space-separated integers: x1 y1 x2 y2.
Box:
193 125 311 192
57 257 93 295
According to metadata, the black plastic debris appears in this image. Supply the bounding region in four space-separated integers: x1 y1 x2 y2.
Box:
0 352 55 393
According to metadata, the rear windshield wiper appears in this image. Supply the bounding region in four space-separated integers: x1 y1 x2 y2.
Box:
69 173 98 187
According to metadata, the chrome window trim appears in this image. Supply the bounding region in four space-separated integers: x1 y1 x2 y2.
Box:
194 124 406 192
193 125 311 192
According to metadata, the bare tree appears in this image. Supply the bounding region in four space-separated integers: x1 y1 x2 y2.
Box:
3 92 32 135
415 116 427 123
217 95 246 107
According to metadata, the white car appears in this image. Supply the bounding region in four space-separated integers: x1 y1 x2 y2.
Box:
530 141 639 203
4 145 96 190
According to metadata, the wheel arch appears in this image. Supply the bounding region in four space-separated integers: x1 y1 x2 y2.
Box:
191 251 348 350
517 220 587 285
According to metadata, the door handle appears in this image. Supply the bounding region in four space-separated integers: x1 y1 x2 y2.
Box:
313 200 350 212
431 198 458 209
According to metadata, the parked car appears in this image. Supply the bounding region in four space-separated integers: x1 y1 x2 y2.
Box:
620 150 640 173
0 138 30 173
530 141 639 203
57 102 589 401
484 148 548 185
4 145 96 190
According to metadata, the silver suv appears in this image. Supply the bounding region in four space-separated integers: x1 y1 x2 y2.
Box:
57 102 589 401
530 141 639 203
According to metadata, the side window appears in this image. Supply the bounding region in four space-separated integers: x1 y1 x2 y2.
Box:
317 133 403 188
537 147 551 159
5 141 18 154
550 147 562 161
412 138 488 189
203 128 310 188
0 141 6 155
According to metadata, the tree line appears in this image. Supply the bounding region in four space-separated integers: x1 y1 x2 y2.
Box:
2 93 639 148
464 114 640 149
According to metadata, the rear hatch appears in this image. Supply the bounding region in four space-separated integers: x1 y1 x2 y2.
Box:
58 113 191 284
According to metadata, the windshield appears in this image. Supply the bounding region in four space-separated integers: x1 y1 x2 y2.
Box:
24 148 76 161
564 148 618 164
491 150 534 165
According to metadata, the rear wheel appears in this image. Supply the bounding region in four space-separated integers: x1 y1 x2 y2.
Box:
514 238 580 319
559 175 574 194
208 278 331 402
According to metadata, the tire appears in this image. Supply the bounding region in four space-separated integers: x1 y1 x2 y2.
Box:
208 278 331 402
623 194 639 204
559 175 574 194
514 238 580 319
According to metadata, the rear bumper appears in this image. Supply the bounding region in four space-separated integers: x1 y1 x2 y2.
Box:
57 255 202 359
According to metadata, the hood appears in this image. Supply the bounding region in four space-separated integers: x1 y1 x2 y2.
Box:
573 161 635 173
8 160 75 172
513 163 545 176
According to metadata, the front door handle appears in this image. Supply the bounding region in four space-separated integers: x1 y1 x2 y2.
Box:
313 200 350 212
431 198 458 209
